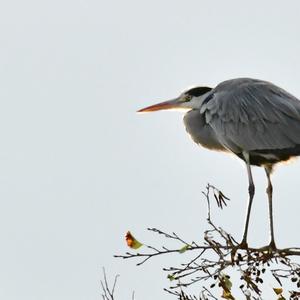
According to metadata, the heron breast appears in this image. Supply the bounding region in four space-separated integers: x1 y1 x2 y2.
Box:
183 110 227 152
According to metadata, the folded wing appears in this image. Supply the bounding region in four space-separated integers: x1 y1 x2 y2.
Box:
201 78 300 154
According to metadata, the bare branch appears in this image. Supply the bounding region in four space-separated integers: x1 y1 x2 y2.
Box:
100 268 119 300
115 185 300 299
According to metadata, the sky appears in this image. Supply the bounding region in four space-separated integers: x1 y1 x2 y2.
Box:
1 0 300 299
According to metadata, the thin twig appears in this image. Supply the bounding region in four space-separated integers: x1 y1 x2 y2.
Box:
115 185 300 299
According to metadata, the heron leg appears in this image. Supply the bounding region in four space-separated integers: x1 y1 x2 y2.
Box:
264 166 276 250
240 152 255 249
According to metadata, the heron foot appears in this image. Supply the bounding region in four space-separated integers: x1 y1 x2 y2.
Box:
229 240 249 262
254 241 278 255
238 239 249 250
268 240 277 251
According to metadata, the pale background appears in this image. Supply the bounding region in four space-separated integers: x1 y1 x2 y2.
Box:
1 0 300 299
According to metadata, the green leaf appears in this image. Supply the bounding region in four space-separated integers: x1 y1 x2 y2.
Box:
167 274 175 281
220 274 234 299
221 274 232 290
179 245 190 253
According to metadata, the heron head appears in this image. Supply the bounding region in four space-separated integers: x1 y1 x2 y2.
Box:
137 86 212 113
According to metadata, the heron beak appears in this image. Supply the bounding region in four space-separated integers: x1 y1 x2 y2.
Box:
137 98 182 113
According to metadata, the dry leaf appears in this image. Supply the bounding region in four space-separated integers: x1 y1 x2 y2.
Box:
125 231 143 249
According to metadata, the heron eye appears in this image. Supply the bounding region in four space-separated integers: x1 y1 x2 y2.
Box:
184 95 192 102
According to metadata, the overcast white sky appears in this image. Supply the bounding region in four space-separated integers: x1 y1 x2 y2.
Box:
1 0 300 299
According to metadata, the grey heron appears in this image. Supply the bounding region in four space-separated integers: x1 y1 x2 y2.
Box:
138 78 300 249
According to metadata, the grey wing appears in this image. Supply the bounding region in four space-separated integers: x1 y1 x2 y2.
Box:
200 78 300 153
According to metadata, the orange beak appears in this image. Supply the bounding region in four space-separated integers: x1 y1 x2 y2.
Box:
137 98 181 113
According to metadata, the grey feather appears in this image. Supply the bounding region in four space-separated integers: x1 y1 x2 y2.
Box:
200 78 300 152
183 110 226 151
